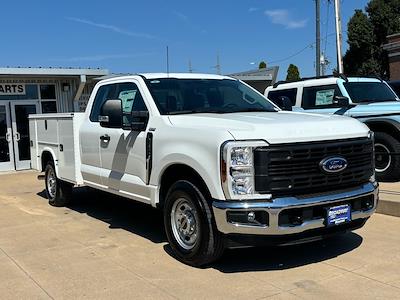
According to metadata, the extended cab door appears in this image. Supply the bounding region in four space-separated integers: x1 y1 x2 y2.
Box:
99 81 151 203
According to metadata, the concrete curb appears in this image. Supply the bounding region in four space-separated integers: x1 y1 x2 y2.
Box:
377 199 400 217
377 183 400 217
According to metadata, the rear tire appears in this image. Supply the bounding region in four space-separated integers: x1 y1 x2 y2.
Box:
374 131 400 182
44 162 72 207
164 180 225 267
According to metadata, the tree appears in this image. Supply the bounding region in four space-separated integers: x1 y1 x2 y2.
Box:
343 10 378 76
343 0 400 77
286 64 301 81
259 61 267 69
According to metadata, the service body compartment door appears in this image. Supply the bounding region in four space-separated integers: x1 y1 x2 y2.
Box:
57 118 76 182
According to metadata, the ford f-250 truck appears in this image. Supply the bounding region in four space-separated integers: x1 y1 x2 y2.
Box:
29 73 378 266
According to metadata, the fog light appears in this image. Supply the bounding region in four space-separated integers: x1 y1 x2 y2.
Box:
247 211 256 222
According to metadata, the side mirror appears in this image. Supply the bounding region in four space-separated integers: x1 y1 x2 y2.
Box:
273 96 293 111
131 111 149 131
99 99 122 128
333 95 350 107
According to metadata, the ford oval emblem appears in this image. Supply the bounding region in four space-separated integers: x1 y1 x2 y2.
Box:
320 156 348 173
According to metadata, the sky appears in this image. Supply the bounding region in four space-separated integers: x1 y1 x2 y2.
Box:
0 0 369 79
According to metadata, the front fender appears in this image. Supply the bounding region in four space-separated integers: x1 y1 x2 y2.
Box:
150 127 230 201
154 153 225 201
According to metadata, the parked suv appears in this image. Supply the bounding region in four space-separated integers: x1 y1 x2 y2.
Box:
265 75 400 182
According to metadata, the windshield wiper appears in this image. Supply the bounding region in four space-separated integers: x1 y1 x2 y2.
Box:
167 109 227 115
229 108 275 113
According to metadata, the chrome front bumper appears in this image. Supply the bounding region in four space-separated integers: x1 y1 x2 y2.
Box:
212 182 378 236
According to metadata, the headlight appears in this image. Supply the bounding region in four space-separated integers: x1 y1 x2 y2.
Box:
221 141 269 200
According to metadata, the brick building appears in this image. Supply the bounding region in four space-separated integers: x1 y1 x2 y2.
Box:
383 33 400 80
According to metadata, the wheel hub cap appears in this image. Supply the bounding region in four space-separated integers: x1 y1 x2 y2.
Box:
47 169 57 198
171 198 199 250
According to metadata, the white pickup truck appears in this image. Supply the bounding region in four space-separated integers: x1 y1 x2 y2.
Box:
29 73 378 266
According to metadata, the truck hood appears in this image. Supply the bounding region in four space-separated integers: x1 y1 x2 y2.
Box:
347 101 400 117
168 111 369 144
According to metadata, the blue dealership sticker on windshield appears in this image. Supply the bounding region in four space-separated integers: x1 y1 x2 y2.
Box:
327 204 351 226
320 156 348 174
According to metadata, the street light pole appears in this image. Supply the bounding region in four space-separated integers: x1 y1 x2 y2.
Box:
334 0 344 74
316 0 321 77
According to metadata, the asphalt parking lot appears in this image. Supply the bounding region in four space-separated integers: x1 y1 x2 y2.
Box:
0 172 400 299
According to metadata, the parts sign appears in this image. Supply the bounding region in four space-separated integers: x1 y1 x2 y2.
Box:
0 84 25 95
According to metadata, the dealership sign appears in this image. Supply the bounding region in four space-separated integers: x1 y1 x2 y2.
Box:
0 84 25 95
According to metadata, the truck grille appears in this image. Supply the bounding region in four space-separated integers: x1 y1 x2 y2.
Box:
254 138 374 196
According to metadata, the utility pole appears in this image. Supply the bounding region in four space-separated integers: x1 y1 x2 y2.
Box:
188 59 193 73
166 46 170 75
215 53 221 75
334 0 344 74
315 0 321 77
320 52 330 76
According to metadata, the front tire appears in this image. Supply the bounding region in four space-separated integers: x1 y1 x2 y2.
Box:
164 180 224 267
44 162 72 207
374 131 400 182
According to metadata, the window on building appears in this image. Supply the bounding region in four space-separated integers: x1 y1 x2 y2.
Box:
0 84 38 100
267 88 298 106
41 101 57 113
302 85 343 109
40 85 56 100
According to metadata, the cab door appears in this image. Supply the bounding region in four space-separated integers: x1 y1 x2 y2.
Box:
99 81 150 203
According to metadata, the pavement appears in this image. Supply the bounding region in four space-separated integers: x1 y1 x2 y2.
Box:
0 171 400 300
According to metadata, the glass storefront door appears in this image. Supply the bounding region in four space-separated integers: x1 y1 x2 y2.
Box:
10 101 39 170
0 102 14 171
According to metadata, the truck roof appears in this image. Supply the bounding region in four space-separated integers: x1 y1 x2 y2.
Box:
267 76 382 91
98 73 235 83
140 73 233 80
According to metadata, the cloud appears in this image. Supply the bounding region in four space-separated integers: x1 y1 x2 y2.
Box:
171 11 206 34
172 10 189 21
248 7 259 13
49 53 155 62
264 9 307 29
66 17 156 39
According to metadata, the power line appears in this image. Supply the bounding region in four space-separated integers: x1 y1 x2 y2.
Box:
268 33 336 65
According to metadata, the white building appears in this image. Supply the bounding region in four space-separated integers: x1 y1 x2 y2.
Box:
0 67 108 171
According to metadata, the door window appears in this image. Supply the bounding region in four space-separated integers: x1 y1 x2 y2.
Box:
302 85 343 109
14 104 36 161
89 84 114 122
267 88 298 105
114 83 148 128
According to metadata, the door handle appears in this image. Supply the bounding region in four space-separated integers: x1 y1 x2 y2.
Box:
100 134 110 142
14 132 20 142
5 132 11 142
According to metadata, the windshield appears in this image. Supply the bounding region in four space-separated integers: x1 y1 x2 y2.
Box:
145 78 277 115
344 82 398 103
